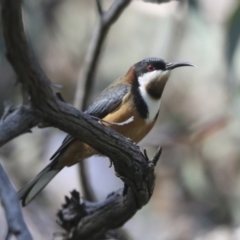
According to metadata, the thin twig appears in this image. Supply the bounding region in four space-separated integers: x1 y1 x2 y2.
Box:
74 0 130 110
74 0 130 202
0 162 32 240
96 0 103 16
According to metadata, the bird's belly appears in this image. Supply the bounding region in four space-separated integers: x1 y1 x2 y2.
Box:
58 116 153 168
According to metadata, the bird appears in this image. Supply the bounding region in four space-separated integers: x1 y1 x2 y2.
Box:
18 57 194 206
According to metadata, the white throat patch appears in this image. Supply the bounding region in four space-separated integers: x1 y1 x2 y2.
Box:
138 70 167 123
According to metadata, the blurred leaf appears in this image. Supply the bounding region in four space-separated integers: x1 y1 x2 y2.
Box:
226 2 240 65
188 0 199 10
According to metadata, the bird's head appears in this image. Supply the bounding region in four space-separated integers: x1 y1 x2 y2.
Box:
129 57 194 99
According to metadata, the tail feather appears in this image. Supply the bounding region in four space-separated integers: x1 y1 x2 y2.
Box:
18 162 62 206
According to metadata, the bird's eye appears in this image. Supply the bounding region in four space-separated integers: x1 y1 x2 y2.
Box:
147 65 155 71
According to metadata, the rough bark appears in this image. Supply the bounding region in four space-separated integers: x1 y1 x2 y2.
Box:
0 0 171 239
0 105 40 148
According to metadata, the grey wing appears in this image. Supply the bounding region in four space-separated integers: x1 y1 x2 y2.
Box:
85 82 130 118
50 82 130 161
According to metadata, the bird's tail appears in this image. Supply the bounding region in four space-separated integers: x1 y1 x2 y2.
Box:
18 161 62 206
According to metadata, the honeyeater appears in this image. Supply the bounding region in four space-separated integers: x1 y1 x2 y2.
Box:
18 57 194 206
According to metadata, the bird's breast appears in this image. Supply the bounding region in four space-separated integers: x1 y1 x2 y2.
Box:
139 85 161 124
102 92 156 143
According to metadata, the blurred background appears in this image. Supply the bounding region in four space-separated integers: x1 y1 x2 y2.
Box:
1 0 240 239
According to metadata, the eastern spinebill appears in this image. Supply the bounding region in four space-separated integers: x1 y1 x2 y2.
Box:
18 57 194 206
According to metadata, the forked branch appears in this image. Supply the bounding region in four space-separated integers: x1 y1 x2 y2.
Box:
0 0 168 239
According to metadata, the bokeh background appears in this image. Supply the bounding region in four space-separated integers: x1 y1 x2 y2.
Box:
1 0 240 239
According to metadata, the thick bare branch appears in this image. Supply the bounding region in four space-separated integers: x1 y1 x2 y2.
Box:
0 163 32 240
57 148 161 240
57 189 137 240
0 0 166 239
1 0 153 206
0 106 40 147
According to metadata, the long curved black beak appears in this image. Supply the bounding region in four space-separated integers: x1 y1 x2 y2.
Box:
165 62 196 70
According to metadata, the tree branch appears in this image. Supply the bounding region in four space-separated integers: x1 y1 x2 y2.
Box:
0 163 32 240
58 148 162 240
57 189 138 240
1 0 154 205
0 105 40 148
74 0 130 202
0 0 169 239
96 0 103 16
